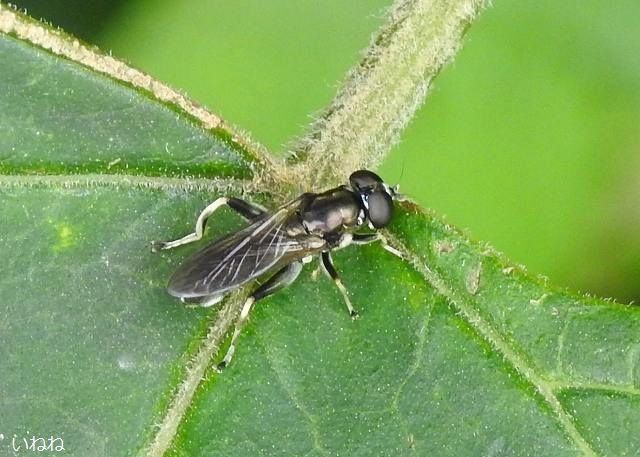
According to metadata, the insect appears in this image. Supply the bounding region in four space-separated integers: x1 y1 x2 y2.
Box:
152 170 403 368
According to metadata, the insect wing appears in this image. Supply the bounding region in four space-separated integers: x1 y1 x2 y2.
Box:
167 205 314 298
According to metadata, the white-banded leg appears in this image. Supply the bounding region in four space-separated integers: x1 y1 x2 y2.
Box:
217 261 303 370
180 294 224 308
151 197 267 252
320 251 358 319
352 233 404 259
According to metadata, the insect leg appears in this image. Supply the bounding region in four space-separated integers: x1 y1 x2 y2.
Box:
217 261 303 370
352 233 404 259
227 197 268 221
351 233 378 244
320 251 358 319
180 294 224 308
151 197 267 252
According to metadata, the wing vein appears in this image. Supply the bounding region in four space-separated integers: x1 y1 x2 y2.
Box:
168 198 320 298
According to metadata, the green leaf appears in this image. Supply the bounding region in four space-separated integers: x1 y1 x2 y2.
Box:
0 39 252 179
0 24 252 456
2 2 639 457
166 205 640 456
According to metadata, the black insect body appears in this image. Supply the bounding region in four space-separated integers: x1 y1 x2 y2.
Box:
152 170 402 368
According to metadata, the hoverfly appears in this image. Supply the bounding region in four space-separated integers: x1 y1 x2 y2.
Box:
152 170 403 368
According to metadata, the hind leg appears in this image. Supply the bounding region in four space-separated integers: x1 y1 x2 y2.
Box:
152 197 267 252
179 294 225 308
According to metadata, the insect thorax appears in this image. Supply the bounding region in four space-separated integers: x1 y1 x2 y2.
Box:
300 187 362 235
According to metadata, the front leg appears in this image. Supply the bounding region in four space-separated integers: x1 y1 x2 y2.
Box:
352 232 404 258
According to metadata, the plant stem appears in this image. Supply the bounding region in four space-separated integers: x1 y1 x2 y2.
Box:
287 0 488 190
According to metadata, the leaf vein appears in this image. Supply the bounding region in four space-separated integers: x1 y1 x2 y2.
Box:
384 229 599 457
0 173 247 193
0 5 281 177
140 291 247 457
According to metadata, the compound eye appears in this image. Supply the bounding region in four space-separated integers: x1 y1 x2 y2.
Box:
349 170 383 190
367 190 393 228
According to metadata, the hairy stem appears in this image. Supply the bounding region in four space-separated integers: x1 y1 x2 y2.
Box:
287 0 487 190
